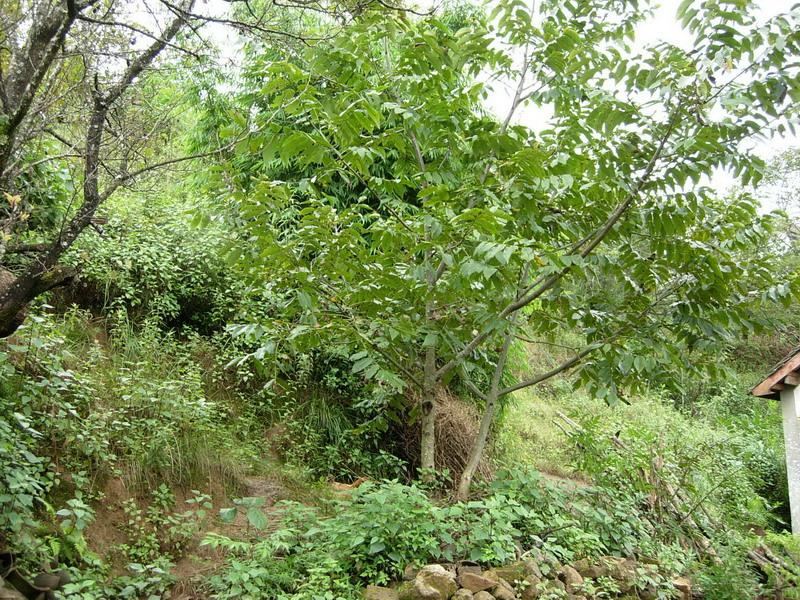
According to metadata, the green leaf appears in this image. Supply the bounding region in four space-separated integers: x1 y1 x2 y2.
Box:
246 507 269 530
219 507 237 523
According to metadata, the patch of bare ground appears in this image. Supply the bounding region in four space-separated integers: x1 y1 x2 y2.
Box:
82 478 129 570
82 469 295 595
538 469 593 490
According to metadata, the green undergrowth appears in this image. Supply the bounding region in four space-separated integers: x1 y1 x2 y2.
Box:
494 349 791 598
0 307 281 591
202 470 693 600
1 302 795 599
498 368 786 530
0 205 795 599
63 194 244 331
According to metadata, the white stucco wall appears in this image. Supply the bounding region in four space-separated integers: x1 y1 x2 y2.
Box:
780 386 800 534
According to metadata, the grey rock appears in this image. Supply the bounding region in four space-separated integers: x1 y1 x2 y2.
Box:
640 585 658 600
481 569 500 583
673 577 692 600
397 582 414 600
474 592 495 600
404 564 419 581
442 564 458 578
0 586 25 600
365 585 399 600
398 564 458 600
491 578 515 600
454 590 475 600
520 580 540 600
571 558 608 580
558 565 584 593
519 575 542 600
608 557 637 592
458 572 495 593
493 562 528 584
521 559 543 580
457 562 483 577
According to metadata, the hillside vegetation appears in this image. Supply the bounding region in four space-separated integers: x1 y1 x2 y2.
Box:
3 0 800 599
0 195 797 598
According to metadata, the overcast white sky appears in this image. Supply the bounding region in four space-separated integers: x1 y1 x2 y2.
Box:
639 0 798 192
480 0 799 194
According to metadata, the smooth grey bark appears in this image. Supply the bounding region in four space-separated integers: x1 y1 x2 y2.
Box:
455 328 513 501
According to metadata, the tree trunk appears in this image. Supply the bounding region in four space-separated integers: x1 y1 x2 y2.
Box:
455 329 514 501
0 266 75 337
455 392 497 502
419 344 437 479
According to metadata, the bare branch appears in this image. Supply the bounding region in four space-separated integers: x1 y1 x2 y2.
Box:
76 14 204 60
103 2 192 108
36 0 195 270
497 344 596 397
0 2 87 176
99 134 250 201
157 0 325 44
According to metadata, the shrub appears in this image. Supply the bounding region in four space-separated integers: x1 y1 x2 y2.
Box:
257 347 408 482
64 196 244 330
694 540 760 600
0 312 82 558
549 390 782 532
0 308 253 573
204 481 446 598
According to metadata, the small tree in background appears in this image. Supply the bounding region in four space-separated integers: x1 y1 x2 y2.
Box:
0 0 377 337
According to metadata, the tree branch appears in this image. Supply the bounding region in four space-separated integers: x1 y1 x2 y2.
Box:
104 2 193 108
497 275 690 397
157 0 324 44
35 0 195 271
0 1 91 178
435 102 684 381
498 344 596 397
76 13 204 60
505 103 684 315
99 134 244 201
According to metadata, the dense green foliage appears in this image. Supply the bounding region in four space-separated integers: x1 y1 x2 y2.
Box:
198 0 800 497
216 0 800 398
64 197 243 330
3 298 795 597
204 471 689 599
3 0 800 598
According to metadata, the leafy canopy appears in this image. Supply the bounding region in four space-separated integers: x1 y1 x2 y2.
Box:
216 0 800 405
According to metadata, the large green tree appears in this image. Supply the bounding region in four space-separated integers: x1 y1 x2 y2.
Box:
221 0 800 496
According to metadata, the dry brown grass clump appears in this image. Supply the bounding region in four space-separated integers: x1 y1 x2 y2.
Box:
399 387 492 487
